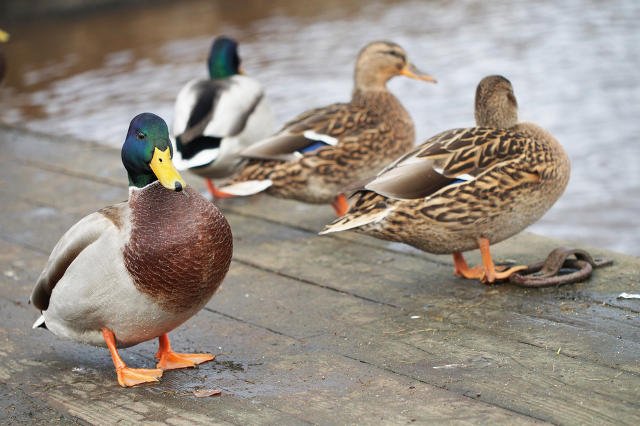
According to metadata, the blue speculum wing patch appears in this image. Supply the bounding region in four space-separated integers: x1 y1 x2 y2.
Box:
298 140 330 154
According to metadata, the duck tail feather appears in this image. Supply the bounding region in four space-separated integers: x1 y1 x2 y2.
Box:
32 315 48 330
218 179 273 196
320 207 390 235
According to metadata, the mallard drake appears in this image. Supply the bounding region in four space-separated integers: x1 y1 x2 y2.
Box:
321 76 570 283
172 35 274 199
30 113 233 387
219 40 436 215
0 29 9 83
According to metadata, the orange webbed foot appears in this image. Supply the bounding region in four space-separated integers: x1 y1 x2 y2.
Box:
155 333 214 371
453 241 529 284
116 367 163 387
453 252 484 279
331 193 349 216
156 352 215 370
482 264 528 284
454 265 485 280
206 179 235 199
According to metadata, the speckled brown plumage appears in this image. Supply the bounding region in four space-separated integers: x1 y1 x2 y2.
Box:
322 75 570 256
222 41 436 205
234 90 415 203
124 183 232 313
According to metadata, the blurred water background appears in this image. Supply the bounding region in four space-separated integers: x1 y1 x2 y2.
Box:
0 0 638 255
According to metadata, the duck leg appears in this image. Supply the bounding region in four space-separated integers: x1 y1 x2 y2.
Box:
452 252 484 279
477 238 528 283
205 178 235 199
453 238 527 283
155 333 215 370
331 193 349 216
102 328 162 387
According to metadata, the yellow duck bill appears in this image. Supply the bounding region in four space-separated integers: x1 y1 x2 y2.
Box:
149 147 186 191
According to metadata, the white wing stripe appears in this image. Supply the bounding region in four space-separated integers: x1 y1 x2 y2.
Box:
434 167 475 181
303 130 338 146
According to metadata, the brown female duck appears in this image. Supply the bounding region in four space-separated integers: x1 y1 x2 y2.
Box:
31 113 233 387
321 76 570 283
219 41 436 215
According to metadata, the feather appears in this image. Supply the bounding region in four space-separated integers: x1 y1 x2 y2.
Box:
362 127 532 200
173 147 219 170
32 315 47 330
302 130 338 146
173 76 264 152
218 179 273 196
30 212 114 311
320 207 391 234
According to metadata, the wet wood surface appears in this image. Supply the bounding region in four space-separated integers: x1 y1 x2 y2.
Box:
0 124 639 425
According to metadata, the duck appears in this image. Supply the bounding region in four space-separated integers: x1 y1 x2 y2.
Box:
30 113 233 387
172 35 274 199
321 75 570 283
0 29 9 83
218 40 437 216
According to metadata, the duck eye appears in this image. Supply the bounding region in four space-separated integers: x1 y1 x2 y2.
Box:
136 131 145 140
385 50 406 62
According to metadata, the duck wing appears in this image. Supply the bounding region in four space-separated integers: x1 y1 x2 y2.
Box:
241 102 379 162
173 75 265 147
30 204 127 311
365 127 532 199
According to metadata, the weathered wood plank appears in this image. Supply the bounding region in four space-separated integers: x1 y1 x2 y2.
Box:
0 156 126 215
1 125 125 186
308 313 640 425
0 240 540 425
0 380 80 424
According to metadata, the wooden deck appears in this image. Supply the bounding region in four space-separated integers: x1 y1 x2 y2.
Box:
1 123 639 425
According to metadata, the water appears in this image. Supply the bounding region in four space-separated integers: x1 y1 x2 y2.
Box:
1 0 639 255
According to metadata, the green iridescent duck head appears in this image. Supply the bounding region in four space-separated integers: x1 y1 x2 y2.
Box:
121 113 186 191
207 36 241 79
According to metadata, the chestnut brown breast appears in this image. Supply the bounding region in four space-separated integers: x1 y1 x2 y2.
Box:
124 183 233 313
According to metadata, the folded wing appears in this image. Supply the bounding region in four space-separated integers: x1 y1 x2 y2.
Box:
30 209 123 310
365 127 531 199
